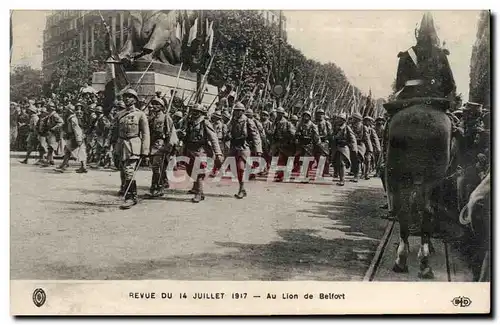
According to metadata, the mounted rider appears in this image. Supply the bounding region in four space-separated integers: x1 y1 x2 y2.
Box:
393 12 456 103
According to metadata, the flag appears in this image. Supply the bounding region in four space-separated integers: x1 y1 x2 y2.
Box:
175 22 182 41
206 21 214 56
188 18 198 47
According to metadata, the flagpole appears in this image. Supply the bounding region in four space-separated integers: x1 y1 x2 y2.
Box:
166 62 184 115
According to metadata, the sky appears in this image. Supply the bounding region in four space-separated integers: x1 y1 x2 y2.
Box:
10 10 481 99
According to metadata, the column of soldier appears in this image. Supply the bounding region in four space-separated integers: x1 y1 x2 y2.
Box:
12 86 391 210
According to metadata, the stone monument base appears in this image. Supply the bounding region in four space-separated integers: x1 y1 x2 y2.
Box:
91 62 217 106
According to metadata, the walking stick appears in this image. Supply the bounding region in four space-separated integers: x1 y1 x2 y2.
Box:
121 156 143 201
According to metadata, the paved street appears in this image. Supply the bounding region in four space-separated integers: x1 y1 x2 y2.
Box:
11 157 390 281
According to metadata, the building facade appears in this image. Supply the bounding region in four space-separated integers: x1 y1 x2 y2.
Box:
42 10 287 81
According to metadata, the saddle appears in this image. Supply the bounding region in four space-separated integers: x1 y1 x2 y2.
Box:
383 97 451 116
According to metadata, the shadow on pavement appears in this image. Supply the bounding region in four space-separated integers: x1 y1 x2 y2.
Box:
29 187 389 281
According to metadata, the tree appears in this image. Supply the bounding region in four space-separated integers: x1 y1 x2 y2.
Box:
468 10 490 108
10 65 43 102
45 49 102 96
193 10 359 113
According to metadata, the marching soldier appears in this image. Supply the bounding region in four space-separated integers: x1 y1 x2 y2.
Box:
93 106 112 168
244 108 265 180
10 102 21 149
148 97 178 197
331 113 357 186
182 104 223 203
55 104 88 173
348 112 373 182
40 102 64 167
314 109 333 177
290 115 299 128
293 110 320 182
260 110 273 172
374 117 386 177
363 116 381 179
209 111 228 177
110 89 150 209
19 104 40 164
228 103 262 198
36 107 49 165
271 107 296 182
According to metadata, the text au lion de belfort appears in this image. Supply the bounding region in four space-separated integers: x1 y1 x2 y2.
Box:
129 292 346 300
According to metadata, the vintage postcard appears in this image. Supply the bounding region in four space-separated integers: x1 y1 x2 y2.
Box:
9 9 491 315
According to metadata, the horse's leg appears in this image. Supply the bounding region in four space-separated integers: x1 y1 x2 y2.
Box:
418 187 435 279
393 190 409 273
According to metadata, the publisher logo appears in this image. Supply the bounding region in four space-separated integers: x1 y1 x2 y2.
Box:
32 288 46 307
451 296 471 307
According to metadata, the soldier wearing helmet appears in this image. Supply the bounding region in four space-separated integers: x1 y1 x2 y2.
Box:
227 102 262 198
293 110 320 182
208 111 228 178
363 116 381 179
39 100 64 167
244 107 266 180
183 103 223 203
148 96 178 196
314 108 333 177
348 112 373 182
110 88 150 209
271 106 296 181
290 115 299 128
55 103 88 174
19 104 41 165
91 106 113 168
331 113 357 186
259 110 273 171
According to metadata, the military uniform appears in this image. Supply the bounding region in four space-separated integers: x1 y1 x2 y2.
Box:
349 113 373 182
394 14 456 101
40 107 64 166
364 116 381 178
271 108 296 181
314 110 333 176
148 105 178 196
93 109 112 167
229 104 262 197
293 111 320 177
331 114 357 186
20 106 40 164
111 90 150 207
183 104 222 202
260 111 273 170
56 106 87 173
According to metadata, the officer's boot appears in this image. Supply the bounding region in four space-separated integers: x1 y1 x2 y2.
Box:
235 182 247 199
188 181 198 194
162 170 170 189
118 170 126 196
120 180 138 209
337 164 345 186
150 172 159 196
364 159 371 180
192 179 205 203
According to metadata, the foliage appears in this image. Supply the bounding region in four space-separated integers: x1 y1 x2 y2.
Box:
468 10 490 108
10 65 43 102
44 49 102 96
187 10 360 113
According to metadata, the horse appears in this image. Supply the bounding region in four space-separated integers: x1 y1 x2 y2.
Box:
459 172 490 281
385 100 452 279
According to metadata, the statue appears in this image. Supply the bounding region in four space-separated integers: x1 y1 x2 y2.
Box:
117 10 182 66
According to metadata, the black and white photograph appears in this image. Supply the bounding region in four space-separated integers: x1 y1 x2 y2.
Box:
9 8 491 315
